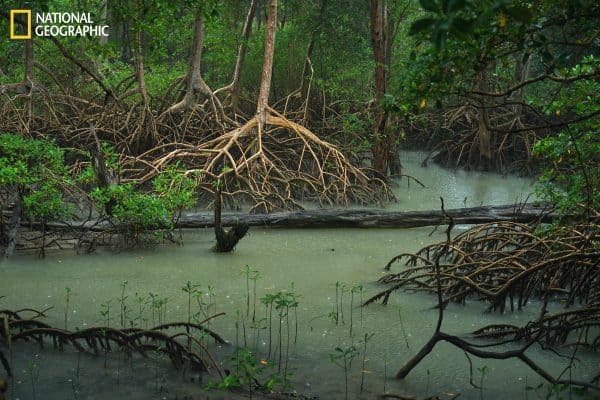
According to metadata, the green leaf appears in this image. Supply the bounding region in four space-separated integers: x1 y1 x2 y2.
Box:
419 0 440 13
506 5 533 23
446 0 466 13
410 17 437 35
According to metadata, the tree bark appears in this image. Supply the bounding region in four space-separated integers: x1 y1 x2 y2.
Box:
133 18 149 106
476 70 492 164
228 0 258 111
512 51 531 114
43 203 560 232
166 13 206 113
213 185 249 252
256 0 278 127
370 0 398 176
299 39 315 102
25 37 34 82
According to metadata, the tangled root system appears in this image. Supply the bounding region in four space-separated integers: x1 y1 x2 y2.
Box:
366 221 599 312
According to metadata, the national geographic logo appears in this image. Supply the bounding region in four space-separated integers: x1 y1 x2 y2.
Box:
9 9 109 39
9 9 31 39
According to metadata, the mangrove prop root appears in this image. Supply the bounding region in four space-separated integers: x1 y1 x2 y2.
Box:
382 202 599 391
473 304 600 349
0 89 392 212
0 307 227 376
366 221 599 313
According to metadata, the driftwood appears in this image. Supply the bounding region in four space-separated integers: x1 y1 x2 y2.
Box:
37 203 557 232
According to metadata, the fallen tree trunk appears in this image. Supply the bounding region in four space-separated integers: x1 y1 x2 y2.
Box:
37 203 558 232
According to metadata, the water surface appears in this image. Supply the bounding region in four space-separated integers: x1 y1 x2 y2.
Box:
1 152 596 399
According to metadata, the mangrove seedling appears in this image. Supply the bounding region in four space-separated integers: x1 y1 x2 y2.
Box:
329 345 359 400
64 286 72 330
100 300 112 327
349 284 363 337
250 269 261 322
260 293 276 358
181 281 200 324
118 280 129 328
274 288 298 379
477 365 489 400
359 332 375 393
26 359 39 400
182 281 201 348
334 281 341 325
134 292 146 328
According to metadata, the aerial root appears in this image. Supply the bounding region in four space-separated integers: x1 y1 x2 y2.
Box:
0 307 226 377
473 304 600 349
365 221 600 313
0 90 392 211
130 107 393 211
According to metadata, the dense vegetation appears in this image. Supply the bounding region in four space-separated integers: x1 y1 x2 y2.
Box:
0 0 599 398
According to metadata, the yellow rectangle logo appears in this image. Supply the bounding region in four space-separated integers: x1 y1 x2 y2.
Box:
10 9 32 39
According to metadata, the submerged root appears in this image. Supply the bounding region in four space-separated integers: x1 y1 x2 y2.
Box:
473 303 600 349
366 221 600 312
0 307 226 377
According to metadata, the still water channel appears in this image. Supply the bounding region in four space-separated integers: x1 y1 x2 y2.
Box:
1 152 598 399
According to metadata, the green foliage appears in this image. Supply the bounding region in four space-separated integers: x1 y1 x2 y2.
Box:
328 344 359 368
532 57 600 216
0 133 73 220
211 347 285 393
153 164 200 212
90 155 199 236
91 183 171 232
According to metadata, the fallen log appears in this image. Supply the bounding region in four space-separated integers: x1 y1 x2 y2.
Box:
37 203 558 231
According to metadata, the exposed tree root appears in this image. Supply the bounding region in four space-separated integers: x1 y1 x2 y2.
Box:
0 88 392 212
407 104 548 173
0 307 226 378
473 303 600 349
366 221 599 312
131 107 392 211
380 199 600 390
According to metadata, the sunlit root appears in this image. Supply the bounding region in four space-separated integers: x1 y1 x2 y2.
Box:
132 107 393 211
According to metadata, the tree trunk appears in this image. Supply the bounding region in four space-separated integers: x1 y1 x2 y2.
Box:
99 0 109 46
91 129 118 215
166 13 205 113
25 37 34 82
44 203 560 232
229 0 258 111
256 0 278 127
512 51 531 113
370 0 398 176
213 185 249 252
133 20 149 106
299 39 315 101
476 70 492 166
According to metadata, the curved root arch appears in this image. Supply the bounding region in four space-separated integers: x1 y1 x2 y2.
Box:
366 221 600 312
131 107 393 211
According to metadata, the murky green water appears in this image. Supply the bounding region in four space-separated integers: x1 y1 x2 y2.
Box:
1 152 597 399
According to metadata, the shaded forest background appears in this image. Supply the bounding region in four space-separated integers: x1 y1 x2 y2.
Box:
0 0 598 223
